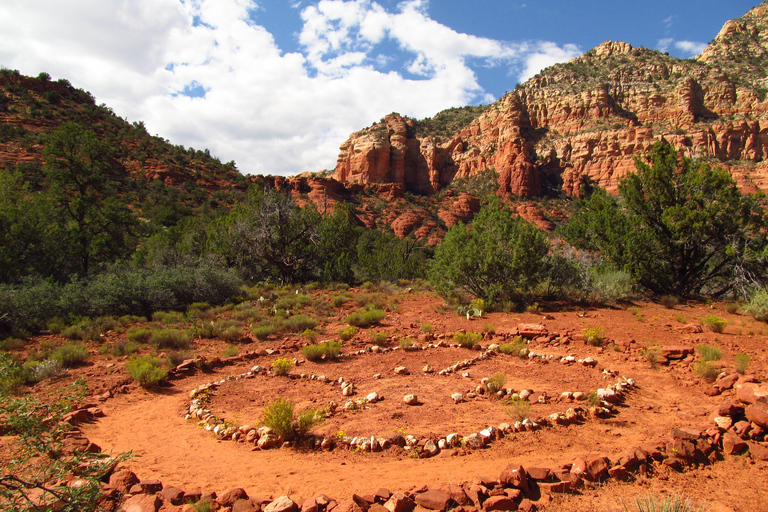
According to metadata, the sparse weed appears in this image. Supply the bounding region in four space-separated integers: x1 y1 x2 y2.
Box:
697 343 722 362
126 356 168 388
399 337 414 350
421 323 433 333
482 323 497 335
659 295 679 309
694 361 719 382
735 352 751 374
486 373 507 395
369 331 388 344
583 326 605 346
525 302 542 314
504 396 531 422
499 336 528 358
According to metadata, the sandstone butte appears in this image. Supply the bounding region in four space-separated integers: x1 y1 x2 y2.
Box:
332 2 768 199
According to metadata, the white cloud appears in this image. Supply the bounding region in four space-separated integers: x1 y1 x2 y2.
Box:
656 38 706 57
0 0 582 176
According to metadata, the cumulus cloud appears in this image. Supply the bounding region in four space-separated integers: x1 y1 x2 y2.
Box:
656 37 707 57
0 0 582 176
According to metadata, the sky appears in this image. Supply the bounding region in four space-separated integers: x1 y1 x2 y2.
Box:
0 0 761 176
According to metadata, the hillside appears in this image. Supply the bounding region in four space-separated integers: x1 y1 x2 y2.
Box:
334 1 768 199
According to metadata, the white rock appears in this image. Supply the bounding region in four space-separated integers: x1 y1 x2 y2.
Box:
451 392 464 403
446 433 459 447
560 391 573 400
438 438 447 450
394 366 409 375
403 394 418 405
714 416 733 429
465 433 484 449
519 389 531 400
581 357 598 367
366 392 380 403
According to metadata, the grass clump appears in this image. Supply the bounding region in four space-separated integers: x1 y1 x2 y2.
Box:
640 345 661 368
345 308 386 327
659 295 679 309
622 492 703 512
525 302 542 314
271 357 293 376
152 310 185 325
301 341 342 362
261 397 324 440
735 352 751 374
399 337 414 350
744 288 768 322
126 327 153 344
499 336 528 357
583 326 605 346
338 325 357 341
252 323 276 341
697 343 722 362
369 331 387 344
702 315 727 333
283 314 319 333
453 331 482 348
27 359 67 382
126 356 168 387
149 329 193 350
694 361 719 383
421 323 433 333
486 373 507 395
51 343 89 367
482 323 496 335
504 396 531 422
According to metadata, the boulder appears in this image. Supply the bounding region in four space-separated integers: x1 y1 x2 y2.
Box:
517 324 547 338
499 464 529 493
483 495 518 511
745 402 768 429
736 383 768 404
414 490 452 511
233 499 260 512
403 394 419 405
384 493 415 512
161 486 185 506
109 470 139 494
119 494 160 512
218 489 250 507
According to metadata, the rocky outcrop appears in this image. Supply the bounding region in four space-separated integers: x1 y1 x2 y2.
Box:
334 2 768 199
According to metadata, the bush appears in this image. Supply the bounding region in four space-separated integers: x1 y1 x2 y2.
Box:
149 329 193 349
623 492 703 512
126 327 153 344
583 326 605 346
454 331 482 348
261 397 324 440
152 310 185 325
499 337 528 357
109 340 138 357
735 352 751 374
694 361 719 382
369 331 388 344
659 295 679 309
338 325 357 341
51 343 89 367
126 356 168 387
252 323 276 341
399 337 414 350
482 323 496 335
702 315 727 333
421 323 433 333
331 294 350 308
697 343 722 362
345 308 386 327
283 314 319 333
429 197 549 303
744 289 768 322
28 359 66 382
271 357 293 376
299 340 341 361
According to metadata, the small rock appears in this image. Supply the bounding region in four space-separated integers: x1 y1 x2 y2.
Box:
451 393 464 403
403 394 418 405
394 366 409 375
366 392 380 403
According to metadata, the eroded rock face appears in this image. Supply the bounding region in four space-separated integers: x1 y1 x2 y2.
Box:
333 4 768 199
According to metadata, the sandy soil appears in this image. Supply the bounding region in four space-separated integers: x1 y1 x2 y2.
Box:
9 290 768 511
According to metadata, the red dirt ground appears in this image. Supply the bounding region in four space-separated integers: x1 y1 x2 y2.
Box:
7 289 768 511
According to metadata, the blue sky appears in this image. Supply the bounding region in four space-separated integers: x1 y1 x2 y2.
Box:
0 0 760 176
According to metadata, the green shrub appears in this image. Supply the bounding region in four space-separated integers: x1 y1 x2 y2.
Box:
51 343 89 367
399 337 414 350
194 321 215 339
126 327 153 344
583 326 605 346
369 331 387 344
126 356 168 387
486 373 507 395
260 397 324 440
345 309 386 327
165 350 194 367
744 289 768 322
499 336 528 357
525 302 542 314
152 310 185 325
482 323 496 335
697 343 722 362
702 315 727 333
149 329 192 349
271 358 293 376
221 346 239 358
301 329 319 342
251 323 276 341
735 352 751 374
301 341 342 362
694 361 719 383
283 314 319 333
338 325 357 341
723 302 740 315
640 346 660 368
453 331 482 348
420 323 433 333
110 340 138 357
331 294 350 308
46 317 67 334
504 396 531 422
